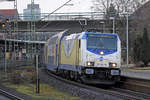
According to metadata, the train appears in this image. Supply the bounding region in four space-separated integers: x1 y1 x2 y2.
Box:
43 30 121 85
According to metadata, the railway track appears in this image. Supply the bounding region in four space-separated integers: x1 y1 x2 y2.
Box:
46 69 150 100
119 76 150 94
111 87 150 100
0 88 24 100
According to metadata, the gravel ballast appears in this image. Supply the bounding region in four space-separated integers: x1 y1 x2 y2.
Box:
39 68 124 100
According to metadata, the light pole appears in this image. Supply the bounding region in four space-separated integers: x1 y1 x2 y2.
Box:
126 13 129 67
35 54 39 93
31 0 35 57
14 0 18 60
100 21 104 32
113 17 115 33
4 33 7 77
110 17 115 33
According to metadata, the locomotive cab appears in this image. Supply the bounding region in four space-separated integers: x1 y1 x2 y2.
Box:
80 32 121 84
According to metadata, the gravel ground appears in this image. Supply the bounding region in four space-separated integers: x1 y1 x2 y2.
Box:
39 68 124 100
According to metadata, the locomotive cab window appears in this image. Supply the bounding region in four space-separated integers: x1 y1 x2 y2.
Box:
87 34 117 50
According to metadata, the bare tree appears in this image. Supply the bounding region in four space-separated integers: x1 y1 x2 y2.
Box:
92 0 148 14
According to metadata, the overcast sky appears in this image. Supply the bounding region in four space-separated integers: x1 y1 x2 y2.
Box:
0 0 93 13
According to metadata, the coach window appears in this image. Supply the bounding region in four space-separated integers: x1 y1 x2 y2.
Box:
79 40 81 48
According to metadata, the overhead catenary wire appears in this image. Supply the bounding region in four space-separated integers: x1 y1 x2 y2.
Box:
40 0 72 20
38 0 72 30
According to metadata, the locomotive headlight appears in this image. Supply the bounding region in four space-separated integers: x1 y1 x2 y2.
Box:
112 63 117 67
109 63 117 68
87 62 91 66
100 51 104 55
86 61 94 66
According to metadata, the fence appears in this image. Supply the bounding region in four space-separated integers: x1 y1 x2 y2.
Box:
0 60 33 69
19 12 105 21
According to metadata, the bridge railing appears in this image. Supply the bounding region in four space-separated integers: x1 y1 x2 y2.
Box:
19 12 105 21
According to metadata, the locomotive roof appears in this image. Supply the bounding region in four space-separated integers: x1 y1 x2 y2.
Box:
47 31 119 43
63 33 81 40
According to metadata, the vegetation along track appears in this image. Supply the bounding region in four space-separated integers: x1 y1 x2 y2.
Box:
45 69 150 100
0 88 24 100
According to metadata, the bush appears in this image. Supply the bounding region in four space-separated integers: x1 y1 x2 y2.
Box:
9 71 21 84
133 28 150 66
8 68 36 84
22 69 36 83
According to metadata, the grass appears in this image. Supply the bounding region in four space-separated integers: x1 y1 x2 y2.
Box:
18 65 34 70
1 65 83 100
3 82 82 100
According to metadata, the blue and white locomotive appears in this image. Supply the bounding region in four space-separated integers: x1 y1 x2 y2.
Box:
44 30 121 85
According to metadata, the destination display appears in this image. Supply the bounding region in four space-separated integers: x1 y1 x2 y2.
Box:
87 34 116 38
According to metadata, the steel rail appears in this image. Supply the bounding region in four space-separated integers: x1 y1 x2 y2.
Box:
0 88 24 100
111 87 150 100
45 69 147 100
120 76 150 94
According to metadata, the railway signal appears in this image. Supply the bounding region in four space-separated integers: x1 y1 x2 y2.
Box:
1 23 6 29
1 18 10 30
5 18 9 23
1 18 10 79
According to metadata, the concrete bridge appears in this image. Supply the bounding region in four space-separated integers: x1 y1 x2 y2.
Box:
2 12 112 33
11 19 106 32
